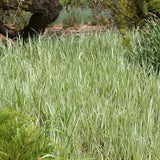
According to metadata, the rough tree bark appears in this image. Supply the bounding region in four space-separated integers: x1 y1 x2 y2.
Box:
0 0 62 40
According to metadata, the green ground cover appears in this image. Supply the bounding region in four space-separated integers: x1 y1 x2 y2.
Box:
0 29 160 159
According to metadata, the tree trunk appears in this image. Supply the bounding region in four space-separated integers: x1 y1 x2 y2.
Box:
0 0 62 40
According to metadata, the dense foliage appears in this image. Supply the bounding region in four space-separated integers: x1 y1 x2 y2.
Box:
1 0 160 29
61 0 159 25
127 19 160 72
0 109 53 160
148 0 160 14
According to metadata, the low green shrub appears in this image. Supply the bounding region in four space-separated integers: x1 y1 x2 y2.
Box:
147 0 160 16
126 19 160 72
105 0 148 32
0 109 53 160
3 10 31 30
54 7 95 27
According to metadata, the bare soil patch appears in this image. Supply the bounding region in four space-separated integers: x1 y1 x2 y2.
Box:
45 23 108 38
0 24 109 45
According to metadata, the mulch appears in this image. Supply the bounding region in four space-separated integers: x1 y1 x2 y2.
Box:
0 23 109 45
45 23 109 38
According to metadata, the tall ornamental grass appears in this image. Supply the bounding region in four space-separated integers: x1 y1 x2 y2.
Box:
126 19 160 72
0 31 160 159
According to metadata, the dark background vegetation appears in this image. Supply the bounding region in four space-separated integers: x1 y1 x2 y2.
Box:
2 0 160 30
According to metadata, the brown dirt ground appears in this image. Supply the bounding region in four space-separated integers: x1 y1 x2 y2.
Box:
0 23 109 45
45 23 108 37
